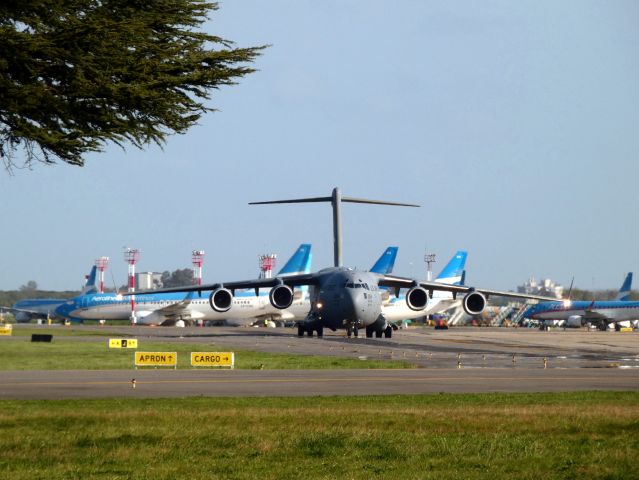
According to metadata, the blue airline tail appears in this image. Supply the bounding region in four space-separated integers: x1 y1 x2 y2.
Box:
616 272 633 301
370 246 398 274
435 251 468 285
277 244 312 276
81 266 98 294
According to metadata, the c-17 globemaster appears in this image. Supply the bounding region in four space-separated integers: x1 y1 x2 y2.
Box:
130 188 557 338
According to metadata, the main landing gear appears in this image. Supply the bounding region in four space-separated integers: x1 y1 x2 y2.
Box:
365 325 393 338
297 322 323 338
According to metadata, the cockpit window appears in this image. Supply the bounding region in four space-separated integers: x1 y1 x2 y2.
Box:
345 282 369 289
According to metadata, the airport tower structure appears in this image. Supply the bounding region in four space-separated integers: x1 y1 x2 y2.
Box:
192 250 205 286
95 257 109 293
259 254 277 279
124 248 140 324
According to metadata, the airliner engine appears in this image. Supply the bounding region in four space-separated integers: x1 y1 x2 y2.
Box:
566 315 583 328
406 286 429 311
209 288 233 312
269 284 294 309
462 291 486 315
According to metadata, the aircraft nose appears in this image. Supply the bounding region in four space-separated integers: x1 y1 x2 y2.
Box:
345 289 364 317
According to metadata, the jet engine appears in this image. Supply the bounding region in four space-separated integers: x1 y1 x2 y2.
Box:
406 286 429 311
566 315 583 328
462 291 486 315
269 284 294 309
209 288 233 312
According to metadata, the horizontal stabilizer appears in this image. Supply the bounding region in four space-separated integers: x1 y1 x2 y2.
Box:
250 197 419 208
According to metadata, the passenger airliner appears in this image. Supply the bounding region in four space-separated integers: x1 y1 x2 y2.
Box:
3 266 98 322
55 245 312 326
381 251 467 323
523 273 637 329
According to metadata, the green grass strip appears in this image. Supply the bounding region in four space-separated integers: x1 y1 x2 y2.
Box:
0 392 637 479
0 337 414 370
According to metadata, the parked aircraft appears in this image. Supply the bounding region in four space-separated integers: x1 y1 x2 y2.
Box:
523 273 637 329
230 246 399 327
1 266 98 322
133 188 556 338
381 251 467 324
55 244 312 325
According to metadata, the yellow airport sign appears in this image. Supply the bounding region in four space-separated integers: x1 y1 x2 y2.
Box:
0 324 13 336
135 352 177 367
191 352 235 368
109 338 138 349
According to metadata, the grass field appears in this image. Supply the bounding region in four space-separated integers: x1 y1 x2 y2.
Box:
0 336 414 370
0 392 637 479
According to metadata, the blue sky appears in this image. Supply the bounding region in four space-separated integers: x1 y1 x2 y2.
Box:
1 0 638 292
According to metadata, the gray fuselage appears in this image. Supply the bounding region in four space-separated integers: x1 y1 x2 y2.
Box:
308 267 383 331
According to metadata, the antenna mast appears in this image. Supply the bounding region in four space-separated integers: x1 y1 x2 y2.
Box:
95 256 109 293
123 248 140 325
424 253 436 282
259 254 277 279
191 250 205 286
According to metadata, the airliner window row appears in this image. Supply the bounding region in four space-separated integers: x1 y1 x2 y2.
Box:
136 300 212 305
545 304 634 311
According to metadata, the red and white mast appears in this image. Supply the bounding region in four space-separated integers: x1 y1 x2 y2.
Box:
95 256 109 293
192 250 205 286
123 248 140 324
258 254 277 279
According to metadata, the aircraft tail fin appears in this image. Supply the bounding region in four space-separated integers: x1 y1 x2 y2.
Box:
81 266 98 294
435 251 468 285
277 244 312 276
250 187 419 267
616 272 633 301
370 247 398 274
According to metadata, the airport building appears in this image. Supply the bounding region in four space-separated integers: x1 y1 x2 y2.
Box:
135 272 163 290
517 276 563 299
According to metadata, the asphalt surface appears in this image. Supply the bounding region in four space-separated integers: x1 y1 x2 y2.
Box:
1 325 637 399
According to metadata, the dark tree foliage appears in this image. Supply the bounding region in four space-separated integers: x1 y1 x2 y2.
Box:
0 0 265 169
19 280 38 293
160 268 194 287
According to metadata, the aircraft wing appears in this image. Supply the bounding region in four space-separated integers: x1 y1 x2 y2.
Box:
378 275 560 302
0 306 53 316
125 273 319 296
153 299 194 315
581 309 609 322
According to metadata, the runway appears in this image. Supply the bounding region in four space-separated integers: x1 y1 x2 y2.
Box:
1 325 638 399
1 367 638 400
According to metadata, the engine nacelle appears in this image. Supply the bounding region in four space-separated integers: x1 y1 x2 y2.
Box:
462 291 486 315
209 288 233 312
566 315 583 328
269 284 294 310
406 287 429 311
